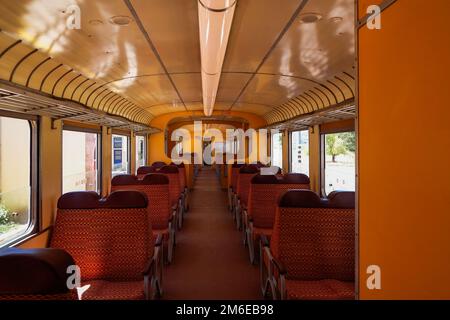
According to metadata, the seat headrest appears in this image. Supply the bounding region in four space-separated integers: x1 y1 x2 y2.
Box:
57 191 101 209
278 190 323 208
152 161 167 168
232 163 245 168
58 191 148 209
141 173 169 185
251 174 279 184
255 162 267 168
101 191 148 208
137 166 156 175
327 191 355 209
159 165 179 174
170 162 185 168
0 248 75 294
112 174 169 185
281 173 310 184
111 174 139 186
239 164 259 174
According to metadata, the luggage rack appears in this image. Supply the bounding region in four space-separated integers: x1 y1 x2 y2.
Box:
0 80 159 134
265 99 356 131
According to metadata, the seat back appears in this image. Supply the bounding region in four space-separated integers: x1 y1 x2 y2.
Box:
248 174 280 228
152 161 167 169
50 191 151 282
0 248 76 300
230 163 244 192
136 166 156 179
171 162 186 192
111 174 171 230
236 164 259 207
159 165 181 207
271 190 354 282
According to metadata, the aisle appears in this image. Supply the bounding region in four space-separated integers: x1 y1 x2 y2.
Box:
163 167 260 300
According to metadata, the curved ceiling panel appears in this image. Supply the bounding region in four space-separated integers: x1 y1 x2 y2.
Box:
0 31 153 124
0 0 356 126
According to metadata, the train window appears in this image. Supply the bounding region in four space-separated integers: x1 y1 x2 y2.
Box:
112 134 130 177
136 135 146 170
0 116 36 247
271 132 283 168
63 130 100 194
322 131 356 195
290 130 309 175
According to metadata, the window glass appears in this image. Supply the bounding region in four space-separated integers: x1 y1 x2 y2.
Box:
136 135 146 170
112 134 129 176
0 117 33 246
290 130 309 176
323 131 356 194
63 130 100 193
271 132 283 168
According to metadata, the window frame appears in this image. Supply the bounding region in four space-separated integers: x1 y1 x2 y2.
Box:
270 131 283 168
111 132 131 176
320 129 356 197
62 125 102 195
0 111 39 248
289 129 310 175
135 134 147 171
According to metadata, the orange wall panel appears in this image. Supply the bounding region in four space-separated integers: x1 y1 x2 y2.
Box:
358 0 450 299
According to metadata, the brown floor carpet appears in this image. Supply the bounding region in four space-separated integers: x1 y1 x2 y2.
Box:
162 167 261 300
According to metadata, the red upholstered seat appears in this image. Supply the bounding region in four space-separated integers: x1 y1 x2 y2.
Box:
152 161 167 169
0 248 77 300
81 280 145 300
234 165 259 230
285 279 354 300
50 191 162 300
136 166 156 179
262 190 355 300
111 174 176 263
245 173 311 264
159 165 184 229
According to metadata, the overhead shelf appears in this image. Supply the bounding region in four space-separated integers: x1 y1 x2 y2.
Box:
0 80 160 134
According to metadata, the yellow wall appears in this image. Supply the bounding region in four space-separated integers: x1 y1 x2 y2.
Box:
148 111 267 164
358 0 450 299
101 126 112 197
308 125 320 194
20 117 62 248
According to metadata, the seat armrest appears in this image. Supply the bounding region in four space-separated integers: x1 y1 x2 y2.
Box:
271 256 287 275
154 234 163 247
260 235 270 247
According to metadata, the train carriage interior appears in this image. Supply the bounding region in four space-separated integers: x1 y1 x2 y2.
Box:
0 0 449 305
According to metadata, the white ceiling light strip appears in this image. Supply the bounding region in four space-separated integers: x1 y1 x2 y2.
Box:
198 0 237 116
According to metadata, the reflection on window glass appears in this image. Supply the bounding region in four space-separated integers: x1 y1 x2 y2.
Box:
63 131 99 194
271 132 283 168
112 134 129 177
136 135 146 171
323 131 356 194
291 130 309 176
0 117 32 246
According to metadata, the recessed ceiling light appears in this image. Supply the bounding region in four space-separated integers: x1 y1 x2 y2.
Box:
299 13 322 24
330 16 343 23
89 19 104 26
109 15 133 26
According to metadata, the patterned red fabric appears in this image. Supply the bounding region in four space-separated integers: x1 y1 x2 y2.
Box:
50 207 152 282
0 292 77 300
81 280 145 300
231 167 240 192
111 184 171 230
285 279 354 300
164 173 181 207
247 183 310 229
271 207 354 281
236 173 257 207
179 167 186 190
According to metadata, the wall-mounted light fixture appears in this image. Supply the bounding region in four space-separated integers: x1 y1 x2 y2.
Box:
198 0 237 116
